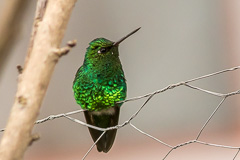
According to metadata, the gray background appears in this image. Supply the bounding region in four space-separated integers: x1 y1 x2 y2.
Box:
0 0 240 159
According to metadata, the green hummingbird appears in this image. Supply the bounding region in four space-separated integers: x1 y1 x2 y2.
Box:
73 27 141 153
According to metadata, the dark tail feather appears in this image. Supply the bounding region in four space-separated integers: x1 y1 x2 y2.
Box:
84 107 120 153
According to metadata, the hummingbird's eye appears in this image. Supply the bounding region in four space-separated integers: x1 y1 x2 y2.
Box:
98 47 107 54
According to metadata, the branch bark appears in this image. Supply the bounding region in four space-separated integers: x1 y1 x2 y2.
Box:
0 0 77 160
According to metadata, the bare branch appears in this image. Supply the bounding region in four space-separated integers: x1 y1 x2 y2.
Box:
24 0 48 68
28 134 40 146
52 39 77 58
17 65 23 74
0 0 77 159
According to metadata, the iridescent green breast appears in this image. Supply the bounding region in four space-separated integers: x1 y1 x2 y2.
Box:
73 66 126 111
73 37 127 111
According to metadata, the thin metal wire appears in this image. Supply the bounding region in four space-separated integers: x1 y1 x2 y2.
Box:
35 109 85 124
118 66 240 104
196 97 226 140
82 131 106 160
130 123 173 148
233 149 240 160
0 65 240 160
163 148 174 160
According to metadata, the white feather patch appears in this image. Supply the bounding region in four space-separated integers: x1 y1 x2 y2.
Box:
91 107 116 115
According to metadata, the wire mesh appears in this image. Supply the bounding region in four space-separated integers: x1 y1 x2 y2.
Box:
0 66 240 159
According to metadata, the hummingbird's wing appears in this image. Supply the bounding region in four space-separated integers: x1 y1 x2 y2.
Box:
84 106 120 153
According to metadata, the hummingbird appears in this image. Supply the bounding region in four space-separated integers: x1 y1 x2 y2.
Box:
73 27 141 153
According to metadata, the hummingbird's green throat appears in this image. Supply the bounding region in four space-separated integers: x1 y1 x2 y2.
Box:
73 27 141 153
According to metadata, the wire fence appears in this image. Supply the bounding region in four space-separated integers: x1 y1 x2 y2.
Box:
1 65 240 159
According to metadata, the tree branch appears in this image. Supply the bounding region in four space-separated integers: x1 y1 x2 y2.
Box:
0 0 77 160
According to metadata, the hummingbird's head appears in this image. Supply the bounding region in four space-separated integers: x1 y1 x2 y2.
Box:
84 27 141 62
86 38 118 60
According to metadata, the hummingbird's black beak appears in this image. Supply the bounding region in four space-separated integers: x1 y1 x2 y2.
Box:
113 27 141 46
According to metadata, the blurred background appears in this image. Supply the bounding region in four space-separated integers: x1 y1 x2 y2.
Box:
0 0 240 159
